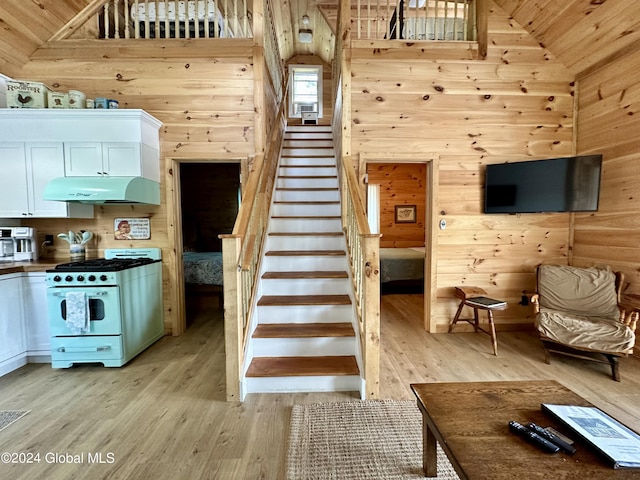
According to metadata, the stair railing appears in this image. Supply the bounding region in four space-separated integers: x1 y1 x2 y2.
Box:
333 0 381 397
355 0 475 41
337 148 381 400
94 0 253 39
220 84 286 402
218 0 286 401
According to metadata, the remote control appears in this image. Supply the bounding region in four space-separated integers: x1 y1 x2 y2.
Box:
526 423 576 454
509 421 560 453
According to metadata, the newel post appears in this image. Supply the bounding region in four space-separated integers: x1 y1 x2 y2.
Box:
221 234 243 401
362 234 380 399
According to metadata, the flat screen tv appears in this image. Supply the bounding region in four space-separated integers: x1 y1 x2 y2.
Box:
484 154 602 214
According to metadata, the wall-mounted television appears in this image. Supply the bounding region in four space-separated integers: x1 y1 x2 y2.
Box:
484 155 602 214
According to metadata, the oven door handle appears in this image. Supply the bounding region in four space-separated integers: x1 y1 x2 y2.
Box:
50 291 110 297
57 346 112 353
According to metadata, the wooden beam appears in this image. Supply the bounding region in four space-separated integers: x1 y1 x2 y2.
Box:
48 0 110 42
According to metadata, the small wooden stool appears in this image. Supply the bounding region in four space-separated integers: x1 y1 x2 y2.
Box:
449 286 507 355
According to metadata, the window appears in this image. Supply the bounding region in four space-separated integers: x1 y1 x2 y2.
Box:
288 65 322 119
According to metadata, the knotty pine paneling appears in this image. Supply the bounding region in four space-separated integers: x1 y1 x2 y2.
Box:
16 39 256 334
494 0 640 77
351 2 574 330
574 48 640 307
367 163 426 248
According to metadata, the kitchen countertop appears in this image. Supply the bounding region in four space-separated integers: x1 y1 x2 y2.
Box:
0 260 61 275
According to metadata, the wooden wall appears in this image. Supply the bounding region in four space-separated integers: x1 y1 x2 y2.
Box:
350 2 576 331
573 50 640 307
16 39 256 334
367 163 426 248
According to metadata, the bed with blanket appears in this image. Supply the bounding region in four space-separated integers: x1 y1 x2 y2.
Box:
183 251 223 286
380 247 424 293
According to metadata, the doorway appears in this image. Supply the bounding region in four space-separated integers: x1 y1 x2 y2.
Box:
179 163 240 325
360 152 439 333
167 158 243 335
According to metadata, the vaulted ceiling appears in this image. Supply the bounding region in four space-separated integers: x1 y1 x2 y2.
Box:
0 0 639 78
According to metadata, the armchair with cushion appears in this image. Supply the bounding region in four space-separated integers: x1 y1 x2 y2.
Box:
530 264 638 381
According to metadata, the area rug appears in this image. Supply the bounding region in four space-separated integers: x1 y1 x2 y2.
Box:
286 400 460 480
0 410 30 433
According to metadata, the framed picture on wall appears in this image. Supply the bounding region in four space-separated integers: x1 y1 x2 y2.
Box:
395 205 416 223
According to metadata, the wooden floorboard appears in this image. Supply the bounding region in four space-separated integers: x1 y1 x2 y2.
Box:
0 294 639 479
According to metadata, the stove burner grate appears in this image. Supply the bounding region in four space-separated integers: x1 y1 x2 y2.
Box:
48 257 158 273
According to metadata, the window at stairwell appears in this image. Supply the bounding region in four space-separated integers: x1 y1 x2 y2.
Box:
288 65 323 119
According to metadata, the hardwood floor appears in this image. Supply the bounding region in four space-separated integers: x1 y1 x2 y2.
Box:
1 294 639 480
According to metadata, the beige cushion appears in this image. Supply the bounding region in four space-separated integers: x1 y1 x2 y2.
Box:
536 265 635 354
537 309 635 354
538 265 619 319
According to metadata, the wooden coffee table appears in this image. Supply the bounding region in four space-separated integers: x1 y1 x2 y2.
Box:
411 380 640 479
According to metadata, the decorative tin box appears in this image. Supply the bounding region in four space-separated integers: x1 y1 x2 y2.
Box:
94 97 109 109
68 90 86 109
48 92 69 109
6 80 50 108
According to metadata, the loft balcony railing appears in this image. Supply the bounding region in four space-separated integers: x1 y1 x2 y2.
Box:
97 0 253 39
355 0 476 41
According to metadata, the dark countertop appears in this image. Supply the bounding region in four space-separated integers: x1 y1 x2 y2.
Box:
0 260 61 275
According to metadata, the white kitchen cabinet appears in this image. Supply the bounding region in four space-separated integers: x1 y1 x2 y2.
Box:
22 273 50 361
0 109 161 183
0 142 93 218
64 142 145 178
0 273 27 377
0 143 30 217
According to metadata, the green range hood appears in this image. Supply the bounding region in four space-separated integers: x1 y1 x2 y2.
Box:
43 176 160 205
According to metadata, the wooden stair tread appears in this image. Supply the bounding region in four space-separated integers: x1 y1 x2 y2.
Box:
257 294 351 306
265 250 345 256
273 201 339 204
270 215 341 219
262 270 349 279
276 187 338 191
281 154 335 158
246 356 359 377
268 232 343 237
280 164 335 168
278 175 337 179
252 323 355 338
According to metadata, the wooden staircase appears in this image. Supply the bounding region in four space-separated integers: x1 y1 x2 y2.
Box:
243 125 362 396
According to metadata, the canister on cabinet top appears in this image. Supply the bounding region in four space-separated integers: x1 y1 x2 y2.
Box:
94 97 109 109
108 99 119 109
68 90 86 109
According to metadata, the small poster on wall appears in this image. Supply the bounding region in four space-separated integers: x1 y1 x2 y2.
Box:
395 205 417 223
114 218 151 240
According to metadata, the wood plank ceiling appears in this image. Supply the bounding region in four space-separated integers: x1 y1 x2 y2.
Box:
492 0 640 78
0 0 95 76
1 1 639 80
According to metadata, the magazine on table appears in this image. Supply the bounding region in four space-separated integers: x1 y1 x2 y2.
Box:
542 404 640 468
464 296 506 308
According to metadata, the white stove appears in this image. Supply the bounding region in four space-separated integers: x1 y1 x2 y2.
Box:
46 248 164 368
